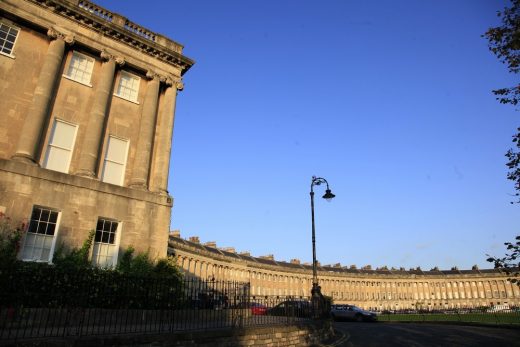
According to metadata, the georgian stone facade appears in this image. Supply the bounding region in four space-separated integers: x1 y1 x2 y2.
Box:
170 233 520 311
0 0 193 264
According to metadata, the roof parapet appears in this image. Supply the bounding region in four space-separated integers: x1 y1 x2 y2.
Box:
188 236 200 244
259 254 274 261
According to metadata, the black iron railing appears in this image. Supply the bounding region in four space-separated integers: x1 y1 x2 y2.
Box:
0 269 314 342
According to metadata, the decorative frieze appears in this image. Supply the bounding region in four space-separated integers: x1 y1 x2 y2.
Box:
26 0 194 73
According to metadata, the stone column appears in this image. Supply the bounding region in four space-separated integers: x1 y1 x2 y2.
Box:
151 76 183 194
129 71 161 189
76 51 124 178
12 28 74 164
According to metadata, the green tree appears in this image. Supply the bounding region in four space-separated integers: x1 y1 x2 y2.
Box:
0 212 24 267
487 236 520 285
53 230 95 270
483 0 520 203
116 246 154 275
484 0 520 285
117 246 183 279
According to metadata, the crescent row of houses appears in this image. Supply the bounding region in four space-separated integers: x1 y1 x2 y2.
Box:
169 232 520 311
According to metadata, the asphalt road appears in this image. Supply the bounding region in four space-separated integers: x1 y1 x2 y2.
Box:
332 322 520 347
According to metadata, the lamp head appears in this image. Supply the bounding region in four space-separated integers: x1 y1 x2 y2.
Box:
322 189 335 201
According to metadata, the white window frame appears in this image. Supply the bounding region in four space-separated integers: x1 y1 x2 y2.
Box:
21 206 61 263
101 135 129 186
42 119 78 173
91 218 122 268
0 21 20 58
63 51 94 87
114 71 140 103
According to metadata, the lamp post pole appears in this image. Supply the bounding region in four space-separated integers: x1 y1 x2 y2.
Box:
309 176 335 316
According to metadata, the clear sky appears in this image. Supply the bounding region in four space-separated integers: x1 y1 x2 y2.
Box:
96 0 518 271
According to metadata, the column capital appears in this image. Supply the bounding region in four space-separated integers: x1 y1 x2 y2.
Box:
100 50 125 66
165 76 184 90
47 28 75 45
146 70 161 81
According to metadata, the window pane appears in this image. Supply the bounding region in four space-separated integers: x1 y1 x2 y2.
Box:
28 220 38 233
66 52 94 84
116 72 139 101
31 208 41 222
36 222 47 235
50 121 76 149
101 137 128 186
95 229 102 242
102 161 124 185
24 233 36 248
92 219 119 267
22 207 59 262
43 120 77 173
46 223 56 236
106 137 127 163
41 209 50 222
0 23 19 55
44 146 70 173
49 211 58 224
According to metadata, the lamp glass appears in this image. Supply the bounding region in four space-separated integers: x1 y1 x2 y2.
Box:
322 189 335 201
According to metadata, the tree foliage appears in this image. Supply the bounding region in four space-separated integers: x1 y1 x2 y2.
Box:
484 0 520 285
0 212 25 267
116 246 183 280
484 0 520 203
487 236 520 285
53 230 95 270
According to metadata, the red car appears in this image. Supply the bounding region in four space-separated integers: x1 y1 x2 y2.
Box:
250 302 267 315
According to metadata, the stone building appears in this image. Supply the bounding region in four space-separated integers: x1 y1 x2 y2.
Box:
170 233 520 311
0 0 193 265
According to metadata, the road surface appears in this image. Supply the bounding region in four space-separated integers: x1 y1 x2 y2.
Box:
331 322 520 347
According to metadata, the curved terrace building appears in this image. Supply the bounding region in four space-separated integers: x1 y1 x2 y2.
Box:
169 232 520 311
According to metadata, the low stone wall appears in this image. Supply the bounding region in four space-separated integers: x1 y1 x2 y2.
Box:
40 321 334 347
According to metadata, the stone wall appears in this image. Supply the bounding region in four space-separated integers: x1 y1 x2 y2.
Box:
0 159 171 258
39 322 334 347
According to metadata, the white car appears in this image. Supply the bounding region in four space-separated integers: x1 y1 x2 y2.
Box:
330 304 377 322
486 304 510 313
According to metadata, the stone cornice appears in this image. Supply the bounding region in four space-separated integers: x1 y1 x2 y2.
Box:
0 159 173 207
23 0 194 75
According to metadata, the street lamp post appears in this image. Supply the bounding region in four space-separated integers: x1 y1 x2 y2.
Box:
309 176 335 317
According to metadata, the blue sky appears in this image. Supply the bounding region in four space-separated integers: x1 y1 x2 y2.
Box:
97 0 518 270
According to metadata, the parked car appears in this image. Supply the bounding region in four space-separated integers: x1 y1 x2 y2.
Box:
267 300 312 318
330 304 377 322
486 304 510 313
250 302 268 315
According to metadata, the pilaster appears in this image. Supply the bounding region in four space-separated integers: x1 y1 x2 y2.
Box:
150 76 183 194
12 28 74 164
129 71 161 189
